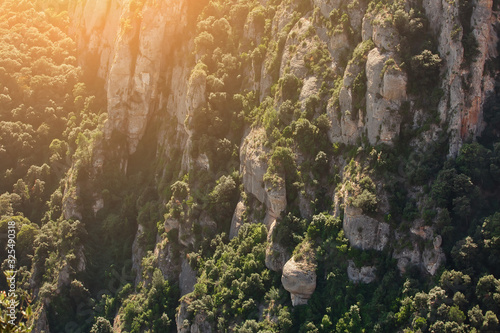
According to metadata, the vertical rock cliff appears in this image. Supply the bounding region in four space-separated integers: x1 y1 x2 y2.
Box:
69 0 192 156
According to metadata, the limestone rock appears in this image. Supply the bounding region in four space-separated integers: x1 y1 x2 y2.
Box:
229 200 246 239
281 257 317 306
69 0 122 78
62 183 82 221
393 244 422 274
371 15 399 51
155 239 180 282
244 7 265 44
265 219 290 271
280 18 314 79
347 260 376 284
299 76 320 109
113 314 122 333
176 301 190 333
423 246 446 276
313 0 341 18
179 258 197 297
240 128 268 204
394 225 446 275
92 196 104 215
366 48 387 94
71 0 189 155
362 12 374 41
76 246 86 272
165 217 180 233
365 48 403 144
265 242 289 272
343 205 390 251
422 0 497 155
382 68 407 101
264 182 287 220
298 188 314 220
433 235 443 249
132 224 146 285
327 32 350 67
240 127 286 226
57 264 72 289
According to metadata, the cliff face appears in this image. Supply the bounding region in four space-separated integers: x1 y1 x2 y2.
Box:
423 0 497 155
69 0 191 155
63 0 499 330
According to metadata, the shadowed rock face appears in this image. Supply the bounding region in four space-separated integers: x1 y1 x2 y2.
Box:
343 205 390 251
347 260 376 284
281 257 317 306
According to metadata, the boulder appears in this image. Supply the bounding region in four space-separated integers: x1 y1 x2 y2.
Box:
281 257 316 306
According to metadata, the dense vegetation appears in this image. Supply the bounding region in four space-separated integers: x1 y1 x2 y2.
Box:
0 0 499 332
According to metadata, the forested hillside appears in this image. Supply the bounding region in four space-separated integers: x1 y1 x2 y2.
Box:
0 0 499 332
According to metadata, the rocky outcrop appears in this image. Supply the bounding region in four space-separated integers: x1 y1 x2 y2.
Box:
343 205 390 251
394 225 446 275
176 300 213 333
240 128 288 271
229 200 246 239
62 182 82 221
423 244 446 276
176 301 190 333
155 238 180 282
364 48 405 144
281 257 317 306
393 245 422 274
265 220 290 272
240 127 287 224
68 0 121 77
179 258 197 297
347 260 376 284
240 128 268 204
327 7 409 146
264 182 287 222
113 314 123 333
423 0 498 155
131 224 146 284
280 18 314 79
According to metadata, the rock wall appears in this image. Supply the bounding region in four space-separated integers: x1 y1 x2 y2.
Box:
423 0 498 155
343 205 390 251
69 0 190 155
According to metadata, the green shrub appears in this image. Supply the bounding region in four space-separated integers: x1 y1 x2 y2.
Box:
280 73 302 102
409 50 442 93
352 189 378 213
